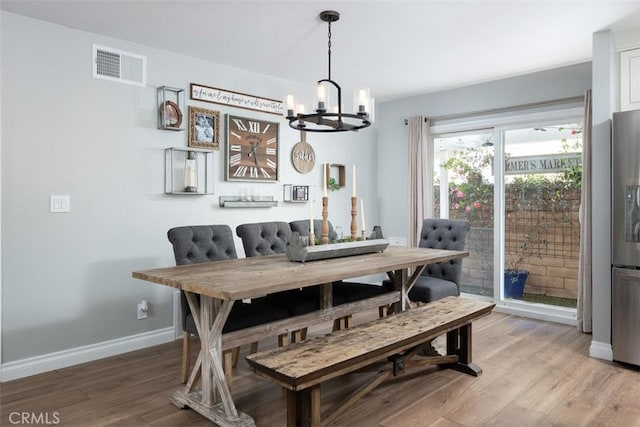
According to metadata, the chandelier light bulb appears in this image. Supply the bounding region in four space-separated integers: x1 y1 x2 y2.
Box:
285 94 296 118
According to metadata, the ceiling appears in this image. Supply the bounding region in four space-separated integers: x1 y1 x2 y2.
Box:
2 1 640 102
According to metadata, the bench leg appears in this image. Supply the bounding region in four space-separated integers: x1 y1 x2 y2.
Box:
446 324 482 376
286 386 321 427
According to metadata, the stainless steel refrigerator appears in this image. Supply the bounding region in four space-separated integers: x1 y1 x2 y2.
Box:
612 109 640 367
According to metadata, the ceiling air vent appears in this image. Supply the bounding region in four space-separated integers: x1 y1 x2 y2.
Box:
92 44 146 87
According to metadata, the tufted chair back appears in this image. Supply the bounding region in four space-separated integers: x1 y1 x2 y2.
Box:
236 222 292 257
289 219 339 242
168 224 238 265
167 225 238 331
419 219 470 286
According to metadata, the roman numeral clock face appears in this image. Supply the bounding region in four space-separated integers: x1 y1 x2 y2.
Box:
225 115 279 182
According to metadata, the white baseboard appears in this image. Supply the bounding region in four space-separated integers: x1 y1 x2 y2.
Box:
589 340 613 361
1 327 177 382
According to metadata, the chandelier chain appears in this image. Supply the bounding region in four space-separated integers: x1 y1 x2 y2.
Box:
327 21 332 80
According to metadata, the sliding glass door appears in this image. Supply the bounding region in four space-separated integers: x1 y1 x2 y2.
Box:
431 117 582 319
433 131 495 298
501 123 581 308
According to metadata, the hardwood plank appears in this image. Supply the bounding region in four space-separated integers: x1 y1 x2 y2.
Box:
483 404 547 426
569 357 631 405
593 405 640 427
539 396 607 426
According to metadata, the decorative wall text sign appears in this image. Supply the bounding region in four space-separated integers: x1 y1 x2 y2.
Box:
291 132 315 174
190 83 284 116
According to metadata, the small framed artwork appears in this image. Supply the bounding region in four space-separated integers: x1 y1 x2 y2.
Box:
188 106 220 150
293 185 309 201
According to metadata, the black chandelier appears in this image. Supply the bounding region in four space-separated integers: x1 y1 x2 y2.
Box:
285 10 373 133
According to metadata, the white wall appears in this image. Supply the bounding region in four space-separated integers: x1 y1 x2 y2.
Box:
590 30 617 360
376 63 592 240
0 12 378 370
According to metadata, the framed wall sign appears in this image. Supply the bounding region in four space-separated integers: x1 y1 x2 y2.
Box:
191 83 284 116
225 114 279 182
188 106 220 150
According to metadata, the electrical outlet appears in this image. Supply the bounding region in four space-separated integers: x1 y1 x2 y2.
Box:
137 300 149 319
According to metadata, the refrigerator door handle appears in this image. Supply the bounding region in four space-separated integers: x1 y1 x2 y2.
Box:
615 269 640 280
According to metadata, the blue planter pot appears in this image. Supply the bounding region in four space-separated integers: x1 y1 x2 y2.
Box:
504 270 528 299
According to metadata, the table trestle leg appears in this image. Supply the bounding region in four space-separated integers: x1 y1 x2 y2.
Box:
171 293 256 426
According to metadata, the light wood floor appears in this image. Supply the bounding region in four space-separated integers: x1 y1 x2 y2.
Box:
2 309 640 426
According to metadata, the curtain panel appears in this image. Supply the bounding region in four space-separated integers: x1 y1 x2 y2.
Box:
407 116 431 247
577 90 593 333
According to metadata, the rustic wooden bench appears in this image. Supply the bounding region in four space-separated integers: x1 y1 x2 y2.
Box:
246 296 495 427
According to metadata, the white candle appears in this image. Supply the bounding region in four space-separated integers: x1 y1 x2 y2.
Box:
352 165 357 197
360 198 366 231
309 201 315 235
323 163 328 197
358 89 368 113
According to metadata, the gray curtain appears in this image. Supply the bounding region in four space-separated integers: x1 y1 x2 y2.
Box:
407 116 431 246
577 90 592 333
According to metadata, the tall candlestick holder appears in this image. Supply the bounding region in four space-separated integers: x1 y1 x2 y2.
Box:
361 230 367 240
321 196 329 244
309 233 315 246
350 197 358 241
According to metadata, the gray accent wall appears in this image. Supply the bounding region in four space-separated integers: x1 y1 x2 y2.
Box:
0 12 379 364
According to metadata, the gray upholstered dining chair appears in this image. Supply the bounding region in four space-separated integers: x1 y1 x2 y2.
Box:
408 218 470 303
289 219 339 242
236 221 346 341
167 224 289 383
288 219 395 325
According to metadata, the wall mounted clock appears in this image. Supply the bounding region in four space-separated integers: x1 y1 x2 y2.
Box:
225 115 279 182
291 131 315 174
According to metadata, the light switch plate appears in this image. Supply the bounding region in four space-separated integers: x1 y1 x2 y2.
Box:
50 195 70 213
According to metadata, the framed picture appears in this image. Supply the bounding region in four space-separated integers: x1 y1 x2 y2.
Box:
188 106 220 150
225 114 279 182
292 185 309 201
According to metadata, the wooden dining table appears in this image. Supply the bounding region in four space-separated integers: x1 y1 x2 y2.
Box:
132 245 468 427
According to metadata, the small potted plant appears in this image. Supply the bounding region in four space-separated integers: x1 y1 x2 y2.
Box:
504 225 548 298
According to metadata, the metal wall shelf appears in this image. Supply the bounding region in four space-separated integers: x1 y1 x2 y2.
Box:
219 196 277 208
158 86 185 131
165 147 213 195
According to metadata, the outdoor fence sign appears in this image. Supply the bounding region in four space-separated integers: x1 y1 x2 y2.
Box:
504 153 581 175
